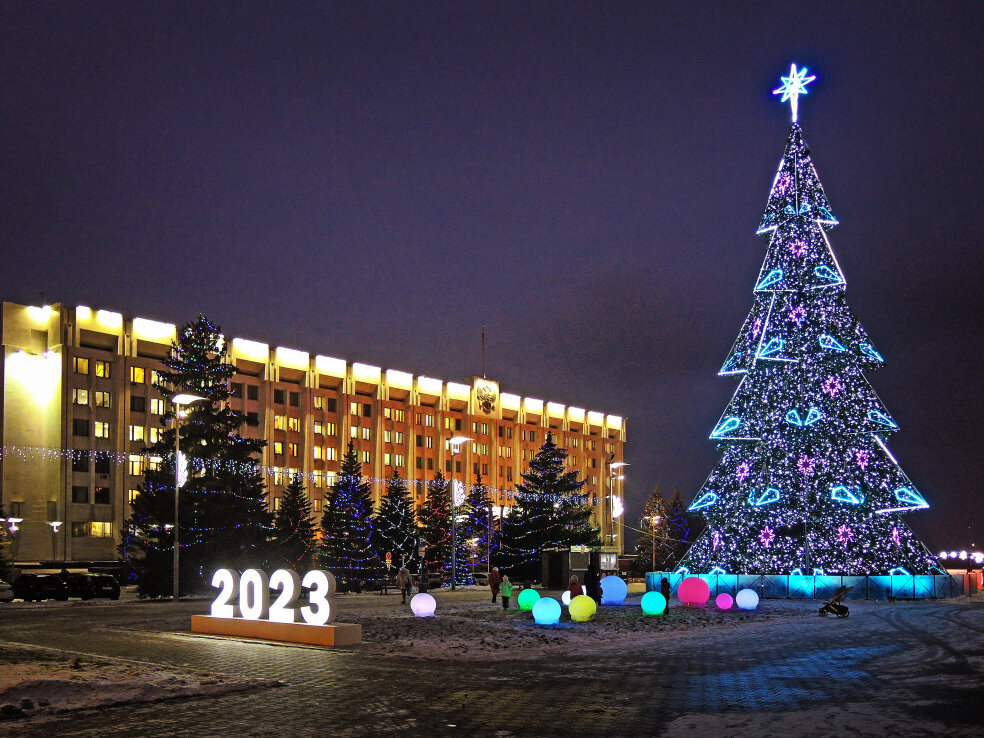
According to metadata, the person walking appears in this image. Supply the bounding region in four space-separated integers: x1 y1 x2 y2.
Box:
500 574 513 610
418 570 429 594
396 565 412 604
584 565 601 603
489 566 502 603
660 576 671 611
567 574 583 602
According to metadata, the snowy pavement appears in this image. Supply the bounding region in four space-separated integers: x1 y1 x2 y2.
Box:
0 589 982 736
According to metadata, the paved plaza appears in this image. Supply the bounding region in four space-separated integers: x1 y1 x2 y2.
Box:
1 591 982 736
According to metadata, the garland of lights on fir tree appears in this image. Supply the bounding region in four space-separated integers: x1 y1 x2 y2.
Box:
320 440 381 591
680 65 940 577
272 473 318 572
461 474 495 572
372 470 419 572
123 316 272 597
417 471 455 580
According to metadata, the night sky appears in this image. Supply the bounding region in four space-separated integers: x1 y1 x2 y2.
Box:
1 3 981 553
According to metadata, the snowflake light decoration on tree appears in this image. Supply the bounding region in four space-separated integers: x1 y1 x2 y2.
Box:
735 460 752 482
789 239 808 257
789 306 807 325
797 454 815 476
855 449 871 470
751 317 763 338
759 526 776 548
836 525 854 545
822 375 843 397
712 531 723 551
891 526 901 546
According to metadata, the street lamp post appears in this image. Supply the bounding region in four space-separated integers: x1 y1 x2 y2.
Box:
448 435 470 592
651 514 661 572
171 393 206 601
607 460 629 547
48 521 62 561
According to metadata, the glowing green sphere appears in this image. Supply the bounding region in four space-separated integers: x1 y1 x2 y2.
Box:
569 594 597 622
517 588 541 611
640 591 667 616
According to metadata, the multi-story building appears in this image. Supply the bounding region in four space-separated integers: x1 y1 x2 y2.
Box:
1 300 627 565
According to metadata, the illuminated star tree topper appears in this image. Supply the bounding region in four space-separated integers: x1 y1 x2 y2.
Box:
773 63 816 122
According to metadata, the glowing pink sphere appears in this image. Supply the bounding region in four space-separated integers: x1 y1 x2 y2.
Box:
677 577 710 608
715 592 734 610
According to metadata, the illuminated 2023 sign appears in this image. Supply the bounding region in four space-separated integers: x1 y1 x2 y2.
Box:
210 568 336 626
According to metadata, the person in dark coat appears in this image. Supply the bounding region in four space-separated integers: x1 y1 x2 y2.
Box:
584 565 601 603
488 567 502 603
417 571 429 594
660 577 671 611
567 575 584 602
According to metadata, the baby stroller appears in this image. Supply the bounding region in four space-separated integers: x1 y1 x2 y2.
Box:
818 585 851 618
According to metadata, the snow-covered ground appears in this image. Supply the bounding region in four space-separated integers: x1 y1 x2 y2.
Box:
0 642 279 720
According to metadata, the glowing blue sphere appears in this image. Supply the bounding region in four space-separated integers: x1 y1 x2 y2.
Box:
640 591 667 616
532 597 561 625
735 588 759 610
410 592 436 617
600 575 628 605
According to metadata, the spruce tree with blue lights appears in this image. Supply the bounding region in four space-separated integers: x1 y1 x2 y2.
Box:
372 470 419 573
321 440 379 591
500 432 598 580
272 473 317 572
417 471 454 583
681 65 939 576
461 473 494 575
124 316 273 597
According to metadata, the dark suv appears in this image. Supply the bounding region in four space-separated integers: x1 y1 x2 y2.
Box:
65 573 121 600
12 573 68 601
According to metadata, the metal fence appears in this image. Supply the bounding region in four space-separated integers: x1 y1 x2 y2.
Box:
644 571 966 600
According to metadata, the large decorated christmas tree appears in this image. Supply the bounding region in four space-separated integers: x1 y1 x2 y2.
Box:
681 65 939 576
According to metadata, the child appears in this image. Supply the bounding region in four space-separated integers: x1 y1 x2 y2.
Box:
500 574 513 609
567 574 583 602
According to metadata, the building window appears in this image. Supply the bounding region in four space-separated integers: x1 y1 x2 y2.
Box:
273 497 282 511
288 417 300 432
230 382 243 398
72 419 89 437
288 443 299 457
427 458 434 470
350 401 359 416
129 455 143 476
72 452 89 472
415 434 423 447
362 403 371 417
394 452 406 466
150 398 165 415
95 391 112 408
361 451 371 464
362 427 371 441
395 431 405 444
314 446 323 460
289 392 299 407
325 398 337 413
274 441 284 455
530 431 537 443
325 422 337 435
147 456 162 471
130 395 146 413
94 455 110 474
72 486 88 504
312 471 324 488
94 360 111 378
416 457 424 469
313 395 324 410
384 407 405 422
472 422 488 435
415 412 422 425
349 426 358 439
128 489 140 504
272 468 285 486
247 411 259 424
478 443 489 455
149 427 162 444
94 487 110 505
424 436 433 449
73 388 89 406
130 366 145 384
94 421 110 439
325 446 337 461
247 384 259 401
129 425 145 442
313 498 322 513
72 522 112 537
74 357 89 375
456 460 462 473
314 420 324 435
384 430 392 443
498 425 512 439
424 414 434 427
274 389 285 405
384 453 392 466
151 370 162 386
274 415 286 430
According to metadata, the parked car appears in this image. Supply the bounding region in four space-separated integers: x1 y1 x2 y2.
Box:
12 573 68 602
65 573 121 600
0 579 14 602
471 571 489 587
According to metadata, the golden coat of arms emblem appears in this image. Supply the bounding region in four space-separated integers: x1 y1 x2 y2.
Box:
476 383 497 414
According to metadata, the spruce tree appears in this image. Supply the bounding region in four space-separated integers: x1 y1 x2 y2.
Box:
681 66 938 575
417 471 453 582
321 440 378 591
461 473 494 576
666 487 693 567
500 432 598 581
373 470 419 573
272 474 318 572
634 487 672 572
124 316 272 597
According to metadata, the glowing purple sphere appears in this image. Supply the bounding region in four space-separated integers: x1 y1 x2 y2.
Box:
715 592 734 610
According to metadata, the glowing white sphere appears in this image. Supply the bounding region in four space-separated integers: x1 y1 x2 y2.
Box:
959 550 968 560
939 551 948 559
600 575 628 605
735 588 759 610
410 592 436 618
532 597 561 625
561 586 587 606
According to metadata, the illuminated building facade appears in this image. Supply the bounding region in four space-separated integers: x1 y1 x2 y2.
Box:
1 301 627 564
